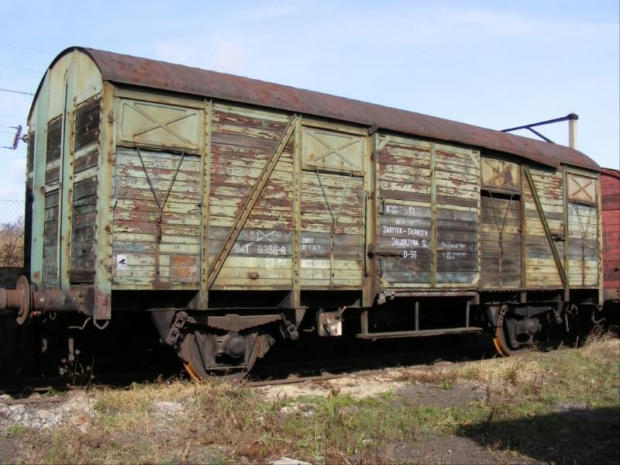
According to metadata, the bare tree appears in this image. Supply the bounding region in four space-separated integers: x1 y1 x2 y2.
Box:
0 217 24 267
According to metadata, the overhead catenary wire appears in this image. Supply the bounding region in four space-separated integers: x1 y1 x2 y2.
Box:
0 63 43 73
0 42 54 55
0 88 34 96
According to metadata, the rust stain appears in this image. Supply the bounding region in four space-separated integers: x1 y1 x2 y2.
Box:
170 255 198 281
482 159 520 191
94 287 111 320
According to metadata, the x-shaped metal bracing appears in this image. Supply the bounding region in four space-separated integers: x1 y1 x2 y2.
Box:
571 177 594 202
308 132 359 167
128 104 193 144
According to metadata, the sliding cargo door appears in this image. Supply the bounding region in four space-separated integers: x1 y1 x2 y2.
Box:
299 126 366 289
375 136 433 285
375 135 480 288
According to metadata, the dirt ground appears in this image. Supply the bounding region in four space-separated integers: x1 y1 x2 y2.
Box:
1 366 615 464
256 371 541 464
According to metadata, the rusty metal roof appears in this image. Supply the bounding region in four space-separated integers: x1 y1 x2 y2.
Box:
37 47 600 171
601 168 620 180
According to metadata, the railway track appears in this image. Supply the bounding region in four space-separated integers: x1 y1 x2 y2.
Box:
4 325 605 396
0 332 498 395
247 332 498 385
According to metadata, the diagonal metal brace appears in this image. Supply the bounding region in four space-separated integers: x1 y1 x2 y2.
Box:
207 114 297 289
524 166 567 288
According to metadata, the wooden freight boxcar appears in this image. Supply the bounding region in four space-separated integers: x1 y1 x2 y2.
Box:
601 168 620 310
0 47 604 377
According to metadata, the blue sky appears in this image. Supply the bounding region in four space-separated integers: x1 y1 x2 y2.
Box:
0 0 618 205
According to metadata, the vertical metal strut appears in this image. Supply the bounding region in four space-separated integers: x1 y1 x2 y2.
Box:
207 114 297 289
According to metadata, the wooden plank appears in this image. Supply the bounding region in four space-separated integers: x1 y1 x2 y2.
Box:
481 231 521 243
436 272 478 284
113 241 156 254
72 225 96 244
211 131 280 151
435 195 478 209
380 163 432 179
216 267 293 280
72 208 97 228
213 120 286 142
437 218 478 232
46 116 62 163
480 223 521 235
211 142 293 165
74 97 101 150
215 256 292 269
436 230 478 243
436 258 478 272
380 190 432 204
300 268 362 280
436 186 478 198
382 270 431 283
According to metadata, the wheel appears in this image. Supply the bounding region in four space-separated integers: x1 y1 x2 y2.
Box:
493 313 545 356
181 331 261 380
493 318 517 356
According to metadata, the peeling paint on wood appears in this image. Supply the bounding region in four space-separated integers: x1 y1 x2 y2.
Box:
23 48 605 322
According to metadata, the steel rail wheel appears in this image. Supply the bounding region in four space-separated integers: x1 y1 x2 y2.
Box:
493 324 514 356
493 307 547 356
181 331 259 380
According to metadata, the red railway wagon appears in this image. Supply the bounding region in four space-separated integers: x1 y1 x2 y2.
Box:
601 168 620 308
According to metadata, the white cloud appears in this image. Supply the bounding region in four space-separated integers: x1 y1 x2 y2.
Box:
212 40 245 74
155 42 194 65
154 36 247 75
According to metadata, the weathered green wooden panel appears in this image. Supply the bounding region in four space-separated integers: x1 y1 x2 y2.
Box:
42 191 59 287
300 167 365 288
70 175 98 283
377 135 480 288
567 202 599 287
302 127 365 174
523 168 566 287
112 148 202 289
211 256 294 288
434 144 480 287
300 258 363 287
117 99 203 152
74 97 101 150
377 137 431 286
480 192 522 289
207 106 296 289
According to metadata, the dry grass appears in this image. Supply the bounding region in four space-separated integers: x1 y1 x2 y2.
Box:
6 332 620 464
393 366 458 386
